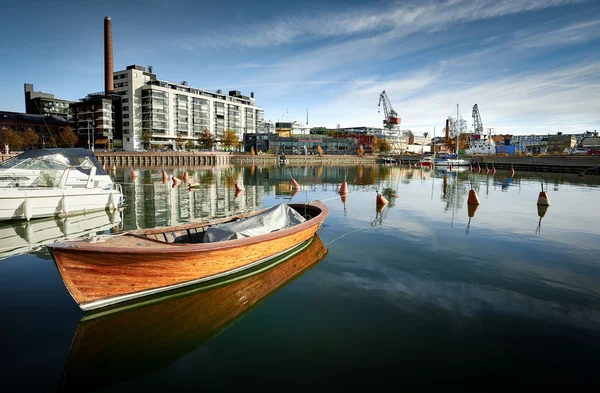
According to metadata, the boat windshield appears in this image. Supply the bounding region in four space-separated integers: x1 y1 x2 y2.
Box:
0 148 105 174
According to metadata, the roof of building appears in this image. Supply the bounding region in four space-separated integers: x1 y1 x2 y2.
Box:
0 111 69 125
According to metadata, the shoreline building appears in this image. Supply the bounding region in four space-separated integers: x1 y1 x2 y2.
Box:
24 83 73 118
112 65 264 151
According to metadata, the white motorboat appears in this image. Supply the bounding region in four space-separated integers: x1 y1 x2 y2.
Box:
0 148 113 189
433 154 470 166
0 149 123 221
0 209 121 260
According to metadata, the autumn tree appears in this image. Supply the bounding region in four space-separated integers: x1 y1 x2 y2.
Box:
23 130 39 149
378 139 392 153
221 129 239 151
198 129 215 149
371 135 379 153
57 126 79 148
0 129 25 151
185 139 195 150
357 145 365 156
317 145 323 156
142 131 152 150
176 135 184 150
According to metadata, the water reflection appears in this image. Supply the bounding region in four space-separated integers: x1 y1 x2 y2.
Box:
59 235 328 393
0 209 121 260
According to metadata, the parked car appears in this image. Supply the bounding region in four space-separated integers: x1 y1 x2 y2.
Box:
569 147 589 155
587 148 600 155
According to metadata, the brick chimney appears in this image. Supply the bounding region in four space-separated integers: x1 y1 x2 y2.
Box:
104 16 114 94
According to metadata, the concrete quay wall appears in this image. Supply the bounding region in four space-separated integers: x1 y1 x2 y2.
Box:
95 152 230 167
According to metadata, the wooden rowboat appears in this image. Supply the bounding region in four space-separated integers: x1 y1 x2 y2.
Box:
47 201 329 311
59 235 328 392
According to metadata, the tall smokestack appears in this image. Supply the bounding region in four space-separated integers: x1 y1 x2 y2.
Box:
104 16 114 94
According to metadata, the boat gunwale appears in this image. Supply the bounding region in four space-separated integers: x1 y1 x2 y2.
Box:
47 201 329 255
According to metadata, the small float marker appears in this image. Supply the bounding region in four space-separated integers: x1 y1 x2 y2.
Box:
537 191 551 206
162 170 168 184
491 165 496 175
338 181 348 194
183 171 189 184
131 167 137 181
467 189 480 205
235 182 244 192
510 166 515 177
291 178 301 189
376 192 388 206
469 164 473 172
477 164 481 173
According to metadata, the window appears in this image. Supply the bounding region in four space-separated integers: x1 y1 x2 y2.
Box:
123 121 130 126
126 137 130 142
123 106 129 111
123 114 129 119
122 98 128 103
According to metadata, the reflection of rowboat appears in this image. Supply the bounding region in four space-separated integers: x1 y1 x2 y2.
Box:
48 202 329 311
0 210 121 260
60 235 328 393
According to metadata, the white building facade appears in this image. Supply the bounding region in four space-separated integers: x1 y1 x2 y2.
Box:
112 65 264 151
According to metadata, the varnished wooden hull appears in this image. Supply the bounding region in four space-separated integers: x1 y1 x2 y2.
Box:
60 235 328 392
48 201 328 310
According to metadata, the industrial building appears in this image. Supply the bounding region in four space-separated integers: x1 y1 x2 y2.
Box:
24 83 73 118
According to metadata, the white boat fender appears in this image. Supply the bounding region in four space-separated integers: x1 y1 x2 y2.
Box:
23 198 33 221
61 193 70 215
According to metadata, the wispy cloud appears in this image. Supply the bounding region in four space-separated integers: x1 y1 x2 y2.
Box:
182 0 585 49
516 18 600 49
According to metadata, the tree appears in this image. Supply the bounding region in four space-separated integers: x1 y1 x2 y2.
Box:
142 131 152 149
310 126 328 135
198 129 215 149
57 126 79 148
357 145 365 156
222 129 239 151
0 129 25 151
378 139 392 153
185 139 195 150
176 135 184 150
371 135 379 153
23 130 39 149
317 145 323 156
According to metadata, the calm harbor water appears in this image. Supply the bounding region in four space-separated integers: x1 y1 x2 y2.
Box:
2 164 600 390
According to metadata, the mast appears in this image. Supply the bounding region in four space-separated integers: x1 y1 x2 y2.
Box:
456 104 459 155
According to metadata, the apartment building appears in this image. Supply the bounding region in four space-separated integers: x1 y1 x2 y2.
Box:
69 93 122 150
112 65 264 151
24 83 73 118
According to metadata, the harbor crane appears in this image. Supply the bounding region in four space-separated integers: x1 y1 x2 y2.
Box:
472 104 483 136
378 90 401 130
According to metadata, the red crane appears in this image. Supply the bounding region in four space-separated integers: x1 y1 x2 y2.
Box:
378 90 401 129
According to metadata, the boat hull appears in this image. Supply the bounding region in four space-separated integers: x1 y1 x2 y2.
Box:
0 187 121 221
49 202 328 311
434 158 471 166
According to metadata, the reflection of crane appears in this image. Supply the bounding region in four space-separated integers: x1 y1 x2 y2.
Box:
472 104 483 136
378 90 401 130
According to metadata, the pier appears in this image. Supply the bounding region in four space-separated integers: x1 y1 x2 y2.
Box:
95 152 230 167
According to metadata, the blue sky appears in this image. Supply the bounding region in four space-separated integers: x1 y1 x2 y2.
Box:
1 0 599 135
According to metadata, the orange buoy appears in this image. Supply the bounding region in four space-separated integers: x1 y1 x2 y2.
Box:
467 189 480 205
183 171 189 184
291 178 300 189
339 181 348 194
468 203 479 218
510 166 515 177
235 182 244 191
131 167 137 180
162 170 168 183
477 164 481 173
537 204 549 218
376 193 388 206
235 189 244 198
172 176 181 184
291 188 299 198
491 165 496 175
485 165 489 174
537 191 551 206
469 164 473 172
340 193 348 204
102 163 106 170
